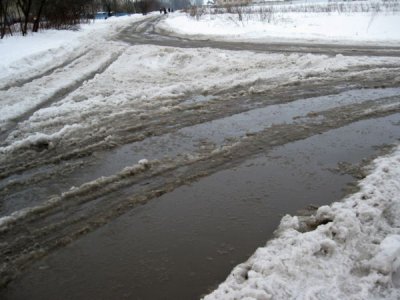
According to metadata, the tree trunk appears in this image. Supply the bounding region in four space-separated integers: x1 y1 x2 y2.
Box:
0 0 4 39
32 0 46 32
17 0 32 36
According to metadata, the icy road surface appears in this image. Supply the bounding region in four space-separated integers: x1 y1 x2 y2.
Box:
1 15 400 299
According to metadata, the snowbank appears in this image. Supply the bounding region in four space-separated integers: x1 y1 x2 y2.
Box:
204 145 400 299
160 11 400 45
0 30 80 75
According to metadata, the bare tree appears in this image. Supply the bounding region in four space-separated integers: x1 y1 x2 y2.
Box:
134 0 161 15
1 0 150 38
40 0 94 29
0 0 13 38
16 0 32 35
122 0 136 13
32 0 46 32
99 0 122 15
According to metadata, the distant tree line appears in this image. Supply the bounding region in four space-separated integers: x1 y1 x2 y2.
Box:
0 0 190 39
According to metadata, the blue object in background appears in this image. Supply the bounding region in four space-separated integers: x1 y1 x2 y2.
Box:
95 12 108 19
94 12 130 19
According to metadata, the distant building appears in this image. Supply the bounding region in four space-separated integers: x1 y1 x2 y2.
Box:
215 0 251 5
215 0 285 6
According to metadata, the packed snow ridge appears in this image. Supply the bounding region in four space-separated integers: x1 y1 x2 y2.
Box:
204 145 400 300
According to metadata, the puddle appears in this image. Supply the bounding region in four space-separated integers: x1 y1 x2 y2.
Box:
2 114 399 300
1 88 399 216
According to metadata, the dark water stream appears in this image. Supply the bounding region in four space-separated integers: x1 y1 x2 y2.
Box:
1 113 399 300
2 88 399 216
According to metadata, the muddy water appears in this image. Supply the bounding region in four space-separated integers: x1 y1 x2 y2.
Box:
2 114 399 300
1 88 399 216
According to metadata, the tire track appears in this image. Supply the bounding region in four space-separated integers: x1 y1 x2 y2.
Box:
0 97 399 288
1 62 399 181
118 16 400 57
0 49 125 145
0 50 90 92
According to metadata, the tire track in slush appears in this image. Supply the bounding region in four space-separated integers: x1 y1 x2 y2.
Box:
1 61 399 183
118 16 400 57
0 50 125 145
0 91 399 288
2 91 400 218
0 50 90 92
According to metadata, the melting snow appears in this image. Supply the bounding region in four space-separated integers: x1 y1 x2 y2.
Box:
204 145 400 299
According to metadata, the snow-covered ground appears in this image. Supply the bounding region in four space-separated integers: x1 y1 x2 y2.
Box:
0 14 151 82
160 4 400 45
204 145 400 299
0 13 153 137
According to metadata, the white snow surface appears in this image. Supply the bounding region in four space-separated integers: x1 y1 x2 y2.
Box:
204 145 400 300
160 10 400 45
0 13 153 133
0 14 151 82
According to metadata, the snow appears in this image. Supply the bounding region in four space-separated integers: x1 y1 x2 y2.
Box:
2 45 400 154
0 30 79 73
160 8 400 45
204 145 400 300
0 14 151 83
0 13 155 135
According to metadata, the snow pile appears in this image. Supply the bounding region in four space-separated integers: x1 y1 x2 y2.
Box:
160 10 400 45
0 124 82 154
204 145 400 299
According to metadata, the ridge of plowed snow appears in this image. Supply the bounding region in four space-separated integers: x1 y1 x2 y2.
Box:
205 144 400 300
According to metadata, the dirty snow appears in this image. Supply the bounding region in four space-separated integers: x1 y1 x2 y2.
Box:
2 44 400 154
204 144 400 299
